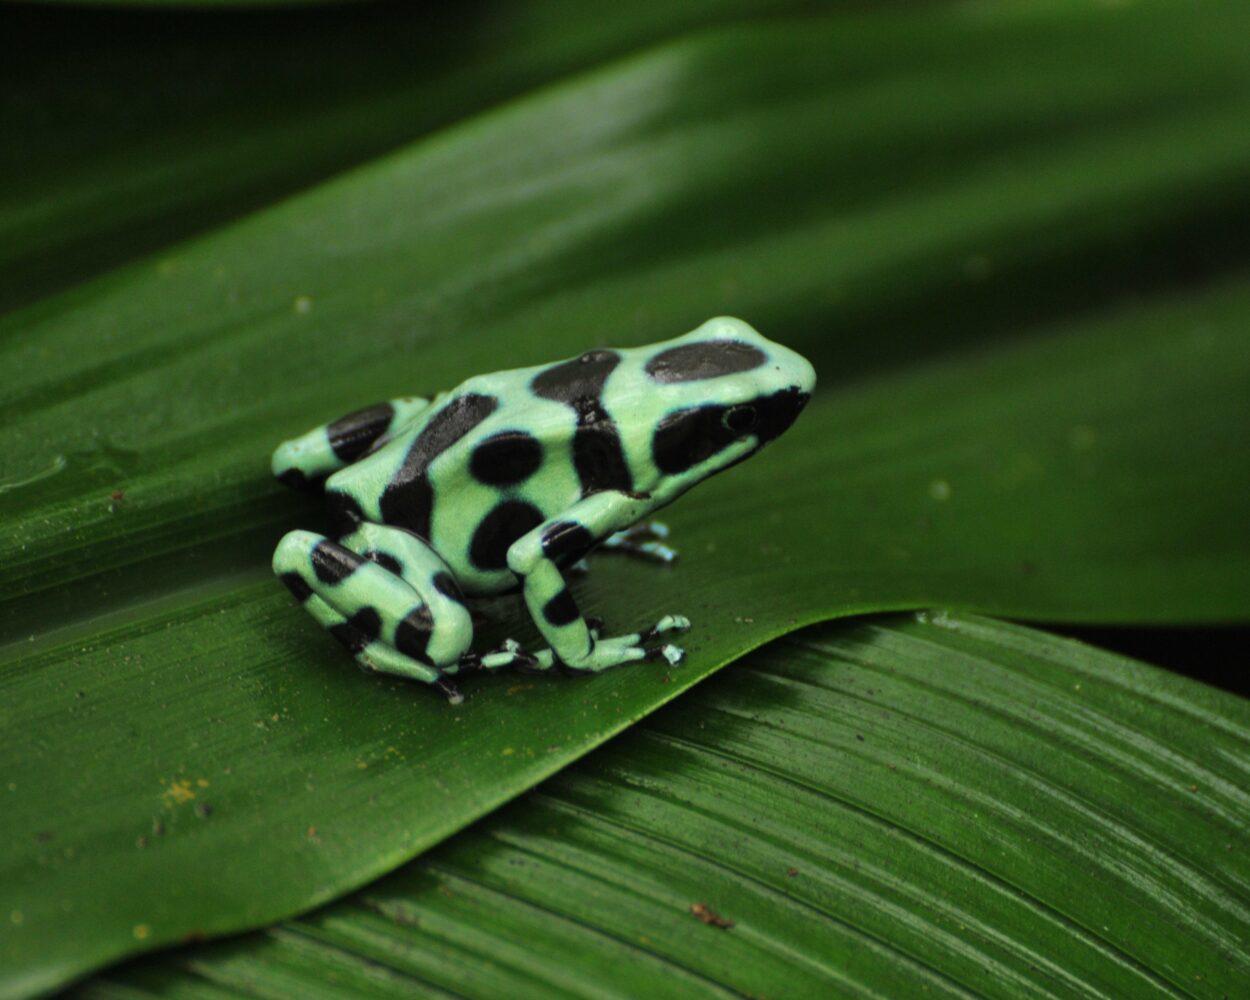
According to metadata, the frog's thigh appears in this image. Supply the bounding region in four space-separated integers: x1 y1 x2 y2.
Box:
273 528 470 682
506 493 689 672
271 396 429 491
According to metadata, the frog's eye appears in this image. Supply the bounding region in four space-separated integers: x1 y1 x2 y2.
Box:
723 405 758 434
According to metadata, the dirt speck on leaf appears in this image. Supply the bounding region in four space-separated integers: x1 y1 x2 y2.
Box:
690 902 734 929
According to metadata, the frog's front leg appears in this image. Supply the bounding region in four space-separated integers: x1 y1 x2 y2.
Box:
272 396 430 491
273 523 473 703
506 492 690 672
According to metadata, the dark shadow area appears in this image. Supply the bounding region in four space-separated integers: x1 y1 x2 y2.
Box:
0 1 491 312
1049 624 1250 696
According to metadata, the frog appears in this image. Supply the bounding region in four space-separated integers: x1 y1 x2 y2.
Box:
272 316 816 704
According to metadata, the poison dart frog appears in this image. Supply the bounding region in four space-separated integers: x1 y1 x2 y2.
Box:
272 317 815 703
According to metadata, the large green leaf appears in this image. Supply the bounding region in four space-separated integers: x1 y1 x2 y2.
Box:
7 0 1250 627
4 2 1250 996
76 613 1250 998
5 277 1248 997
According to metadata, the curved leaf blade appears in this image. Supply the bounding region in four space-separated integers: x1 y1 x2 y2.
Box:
6 3 1250 608
5 2 1250 995
4 272 1249 998
78 614 1250 998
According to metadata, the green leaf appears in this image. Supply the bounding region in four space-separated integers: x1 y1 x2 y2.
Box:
5 277 1248 999
75 613 1250 998
4 2 1250 996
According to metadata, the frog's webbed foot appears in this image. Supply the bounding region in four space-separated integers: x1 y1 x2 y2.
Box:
458 638 540 674
457 614 686 678
600 521 677 564
565 614 690 673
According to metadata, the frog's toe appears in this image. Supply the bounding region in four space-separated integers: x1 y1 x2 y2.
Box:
354 641 442 685
585 636 650 670
434 677 465 706
600 523 679 564
464 638 551 673
645 643 686 667
639 541 679 564
638 614 691 643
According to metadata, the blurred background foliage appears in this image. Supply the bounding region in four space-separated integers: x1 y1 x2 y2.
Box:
2 1 1249 997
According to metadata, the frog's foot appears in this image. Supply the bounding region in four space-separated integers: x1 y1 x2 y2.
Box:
600 521 677 564
457 617 626 676
559 614 690 673
459 638 538 673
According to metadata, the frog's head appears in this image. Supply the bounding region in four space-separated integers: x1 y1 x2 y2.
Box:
645 317 815 478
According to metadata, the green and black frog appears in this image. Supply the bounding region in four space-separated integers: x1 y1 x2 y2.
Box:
272 317 815 702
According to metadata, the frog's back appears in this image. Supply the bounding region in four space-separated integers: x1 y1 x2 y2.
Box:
324 320 814 597
326 353 638 595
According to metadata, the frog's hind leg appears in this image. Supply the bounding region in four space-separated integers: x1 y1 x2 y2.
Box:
272 396 429 492
273 525 471 703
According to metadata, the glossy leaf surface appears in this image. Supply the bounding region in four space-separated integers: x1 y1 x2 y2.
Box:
4 2 1250 996
5 274 1249 996
79 614 1250 998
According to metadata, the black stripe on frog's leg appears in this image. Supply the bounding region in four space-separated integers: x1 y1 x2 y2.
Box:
395 605 436 665
532 350 632 496
328 402 396 463
311 539 366 585
280 572 313 602
542 588 580 627
326 489 366 538
432 572 466 605
329 607 382 654
540 520 596 568
363 550 404 577
380 393 498 539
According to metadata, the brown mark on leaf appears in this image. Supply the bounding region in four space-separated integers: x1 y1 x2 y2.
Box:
690 902 734 929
